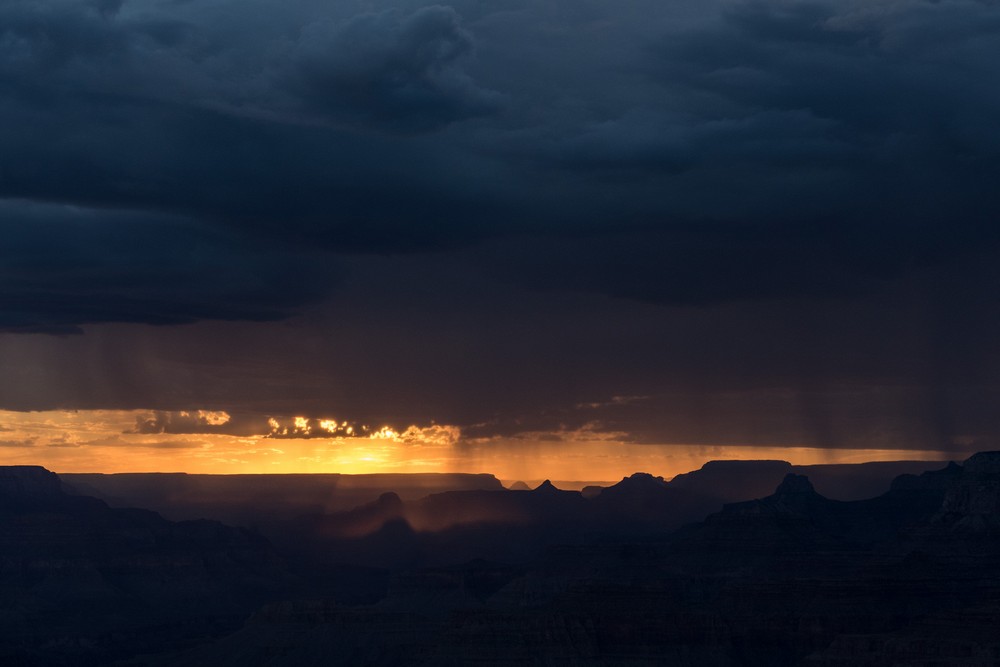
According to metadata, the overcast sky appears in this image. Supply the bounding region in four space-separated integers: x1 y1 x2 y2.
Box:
1 0 999 472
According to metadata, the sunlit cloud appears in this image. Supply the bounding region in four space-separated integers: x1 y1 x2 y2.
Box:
130 410 261 435
201 411 231 426
268 416 364 438
0 438 36 448
264 416 459 446
0 409 970 478
369 426 399 440
362 424 463 446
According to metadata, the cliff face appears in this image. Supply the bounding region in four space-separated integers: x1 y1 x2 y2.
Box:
666 459 794 503
938 452 1000 525
0 466 293 667
142 458 994 667
882 452 1000 547
7 457 997 667
0 465 63 502
61 471 506 525
963 451 1000 475
420 461 1000 667
893 460 961 486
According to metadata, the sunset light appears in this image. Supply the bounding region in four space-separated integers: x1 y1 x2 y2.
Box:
0 409 964 479
2 0 999 660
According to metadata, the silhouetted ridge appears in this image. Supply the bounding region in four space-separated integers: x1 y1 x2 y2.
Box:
508 481 531 491
61 471 505 525
42 455 1000 666
963 450 1000 475
594 473 670 505
533 480 559 493
592 473 670 504
377 491 403 511
666 459 795 503
890 461 962 491
0 465 63 501
611 472 668 490
765 474 829 515
0 466 292 666
712 473 827 520
775 473 817 496
930 452 1000 532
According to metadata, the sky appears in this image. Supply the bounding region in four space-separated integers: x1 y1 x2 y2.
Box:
1 0 999 477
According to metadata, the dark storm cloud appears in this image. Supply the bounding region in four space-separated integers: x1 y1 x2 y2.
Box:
0 0 511 262
0 0 996 328
490 0 1000 304
0 0 501 129
129 410 270 436
0 201 338 332
3 247 1000 450
291 6 504 132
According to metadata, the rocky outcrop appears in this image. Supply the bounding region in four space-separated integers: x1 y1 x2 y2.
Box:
805 602 1000 666
532 479 561 493
938 452 1000 525
0 466 293 667
667 459 794 502
0 466 64 503
891 461 963 491
10 456 996 667
61 471 506 525
963 451 1000 475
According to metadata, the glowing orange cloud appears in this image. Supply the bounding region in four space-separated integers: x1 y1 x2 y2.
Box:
0 410 965 479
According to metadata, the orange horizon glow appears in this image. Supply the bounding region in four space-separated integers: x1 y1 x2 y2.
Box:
0 409 967 481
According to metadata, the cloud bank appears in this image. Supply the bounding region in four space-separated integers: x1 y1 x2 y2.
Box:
0 0 996 330
2 0 999 453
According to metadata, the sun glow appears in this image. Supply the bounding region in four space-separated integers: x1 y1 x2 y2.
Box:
197 410 231 426
0 410 966 478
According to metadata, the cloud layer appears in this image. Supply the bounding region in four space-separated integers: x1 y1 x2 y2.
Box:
0 201 337 332
1 0 997 329
2 0 999 452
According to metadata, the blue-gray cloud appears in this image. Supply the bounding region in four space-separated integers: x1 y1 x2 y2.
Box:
290 6 504 131
0 0 998 329
0 201 338 333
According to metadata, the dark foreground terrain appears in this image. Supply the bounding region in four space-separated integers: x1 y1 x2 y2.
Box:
2 455 999 666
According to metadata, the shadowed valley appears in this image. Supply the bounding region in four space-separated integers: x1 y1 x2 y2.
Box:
3 456 998 665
